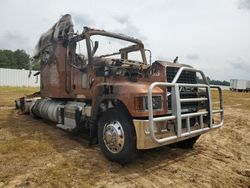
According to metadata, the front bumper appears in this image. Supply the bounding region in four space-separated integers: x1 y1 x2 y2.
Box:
133 117 222 149
133 67 224 150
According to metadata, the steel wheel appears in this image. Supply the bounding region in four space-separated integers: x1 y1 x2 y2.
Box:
103 121 125 153
98 108 137 164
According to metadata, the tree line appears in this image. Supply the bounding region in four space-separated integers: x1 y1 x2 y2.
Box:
0 49 40 70
209 79 230 86
198 77 230 86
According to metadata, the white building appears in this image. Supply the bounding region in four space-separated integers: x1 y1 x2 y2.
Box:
0 68 40 87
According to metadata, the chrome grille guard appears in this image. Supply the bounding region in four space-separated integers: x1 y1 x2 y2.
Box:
147 67 224 144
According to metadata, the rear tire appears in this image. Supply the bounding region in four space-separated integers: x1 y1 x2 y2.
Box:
98 108 137 164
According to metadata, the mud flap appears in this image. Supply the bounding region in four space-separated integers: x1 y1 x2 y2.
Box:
88 119 98 146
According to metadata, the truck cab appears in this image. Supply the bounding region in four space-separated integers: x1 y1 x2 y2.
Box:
17 14 224 164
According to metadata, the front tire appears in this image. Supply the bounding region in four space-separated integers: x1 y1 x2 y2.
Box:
98 108 137 164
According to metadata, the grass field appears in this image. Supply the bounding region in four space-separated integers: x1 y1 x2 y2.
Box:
0 87 249 188
0 87 39 107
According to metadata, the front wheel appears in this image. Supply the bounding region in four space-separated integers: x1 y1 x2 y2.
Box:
98 108 137 164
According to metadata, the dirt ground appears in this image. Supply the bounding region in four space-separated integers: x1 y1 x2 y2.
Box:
0 87 249 188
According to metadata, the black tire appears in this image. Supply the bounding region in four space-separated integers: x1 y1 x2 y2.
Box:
98 108 137 164
175 136 200 149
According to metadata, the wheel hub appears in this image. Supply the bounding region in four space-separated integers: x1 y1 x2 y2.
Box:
103 121 124 153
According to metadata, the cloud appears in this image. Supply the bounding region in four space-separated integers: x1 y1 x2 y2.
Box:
155 55 175 62
238 0 250 9
112 15 147 41
0 32 32 53
113 15 130 25
186 54 199 60
230 57 250 71
228 57 250 80
70 12 95 27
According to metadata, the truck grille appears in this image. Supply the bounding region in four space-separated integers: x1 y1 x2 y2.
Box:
166 67 197 83
166 67 198 111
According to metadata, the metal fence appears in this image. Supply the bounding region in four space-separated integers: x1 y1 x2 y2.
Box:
0 68 40 87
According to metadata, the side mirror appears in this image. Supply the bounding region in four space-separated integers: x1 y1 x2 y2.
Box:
91 41 99 57
145 49 152 65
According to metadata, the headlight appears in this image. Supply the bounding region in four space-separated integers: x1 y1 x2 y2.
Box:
134 95 162 111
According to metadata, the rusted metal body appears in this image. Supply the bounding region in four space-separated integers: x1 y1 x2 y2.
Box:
38 24 168 118
16 15 223 163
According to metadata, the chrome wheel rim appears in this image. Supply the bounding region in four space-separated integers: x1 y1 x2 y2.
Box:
103 121 125 153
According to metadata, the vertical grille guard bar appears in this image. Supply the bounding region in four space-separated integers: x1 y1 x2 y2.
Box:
210 85 224 128
173 67 213 130
147 67 223 144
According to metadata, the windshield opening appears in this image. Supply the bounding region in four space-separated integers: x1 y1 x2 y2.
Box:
88 35 146 63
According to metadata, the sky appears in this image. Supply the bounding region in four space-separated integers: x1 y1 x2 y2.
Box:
0 0 249 81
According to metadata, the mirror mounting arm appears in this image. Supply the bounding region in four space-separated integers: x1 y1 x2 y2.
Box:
91 41 99 57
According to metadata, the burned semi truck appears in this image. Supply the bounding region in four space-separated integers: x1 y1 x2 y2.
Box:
16 14 224 164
